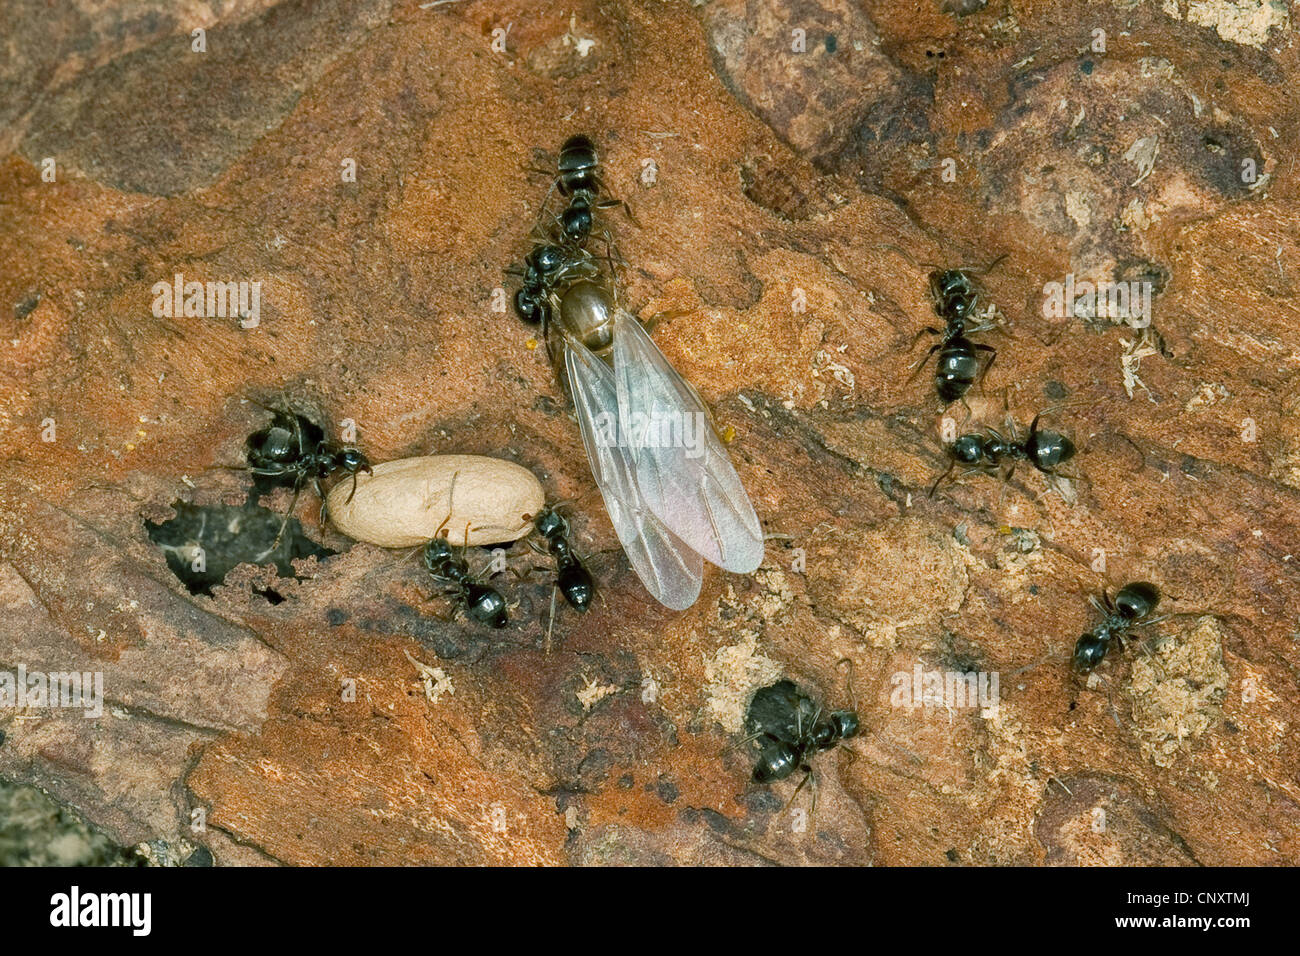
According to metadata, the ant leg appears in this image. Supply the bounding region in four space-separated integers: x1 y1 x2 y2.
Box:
597 197 639 229
639 307 693 336
908 326 944 349
1053 469 1092 489
808 704 824 734
590 223 627 276
956 395 974 424
973 343 997 391
530 209 574 250
545 585 557 656
724 730 771 759
906 340 943 384
996 463 1015 508
534 177 560 219
287 406 308 460
928 458 957 497
784 769 813 813
592 176 639 226
1135 614 1171 629
257 481 302 561
313 477 328 526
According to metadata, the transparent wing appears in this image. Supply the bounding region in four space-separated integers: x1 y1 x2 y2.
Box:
564 337 704 610
612 311 764 573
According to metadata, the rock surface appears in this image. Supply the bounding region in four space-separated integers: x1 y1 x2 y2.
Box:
1 0 1297 865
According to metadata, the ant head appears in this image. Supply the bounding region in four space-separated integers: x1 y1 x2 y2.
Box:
929 268 975 298
336 448 370 473
513 289 549 324
561 202 593 242
830 710 860 740
422 536 454 571
533 507 567 540
528 244 567 275
952 434 985 464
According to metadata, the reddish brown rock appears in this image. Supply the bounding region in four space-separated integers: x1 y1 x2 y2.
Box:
1 0 1297 866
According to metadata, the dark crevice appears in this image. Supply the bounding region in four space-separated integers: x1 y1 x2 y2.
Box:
146 499 334 598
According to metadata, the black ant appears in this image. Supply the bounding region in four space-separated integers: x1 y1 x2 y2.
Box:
532 507 595 612
507 241 612 389
244 407 371 552
510 242 593 326
743 661 860 812
1071 581 1163 672
545 134 634 246
930 412 1079 496
909 266 1002 404
520 505 596 653
421 524 509 629
511 135 631 323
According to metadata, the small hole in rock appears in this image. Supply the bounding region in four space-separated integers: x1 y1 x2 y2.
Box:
147 501 334 599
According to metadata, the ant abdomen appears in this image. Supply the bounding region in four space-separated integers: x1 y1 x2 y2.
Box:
1071 632 1109 672
1026 427 1076 471
753 738 801 783
935 336 983 401
557 135 599 196
464 582 509 628
1115 581 1160 620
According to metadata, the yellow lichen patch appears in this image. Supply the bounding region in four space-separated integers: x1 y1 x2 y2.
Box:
1185 0 1290 48
405 651 454 704
1126 616 1230 767
702 631 783 734
576 674 618 713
